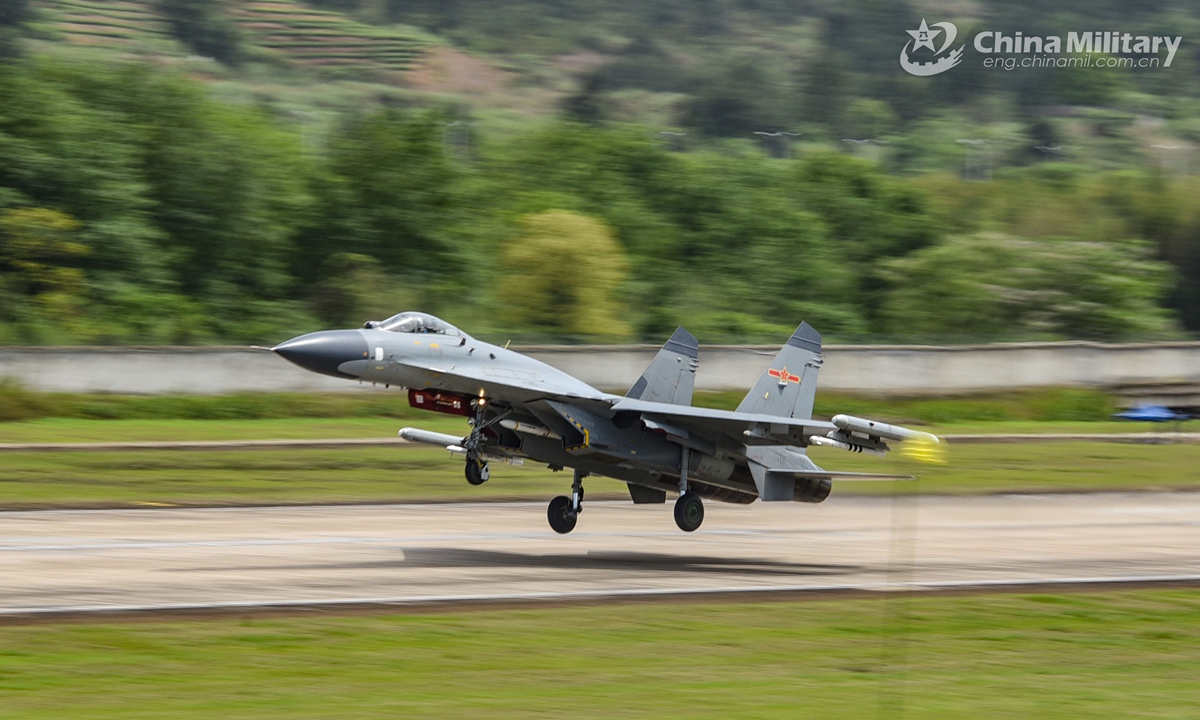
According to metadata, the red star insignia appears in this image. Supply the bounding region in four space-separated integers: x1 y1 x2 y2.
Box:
768 367 801 385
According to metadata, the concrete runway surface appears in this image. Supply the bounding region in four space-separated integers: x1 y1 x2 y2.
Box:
2 493 1199 616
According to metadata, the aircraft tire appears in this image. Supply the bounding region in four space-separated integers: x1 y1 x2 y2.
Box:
547 495 578 534
673 492 704 532
465 458 490 485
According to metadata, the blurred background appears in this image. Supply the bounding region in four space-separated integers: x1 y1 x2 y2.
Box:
2 6 1200 718
0 0 1197 346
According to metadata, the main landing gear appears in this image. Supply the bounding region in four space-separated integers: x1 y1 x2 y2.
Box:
674 492 704 532
673 445 704 532
547 469 586 534
545 455 706 534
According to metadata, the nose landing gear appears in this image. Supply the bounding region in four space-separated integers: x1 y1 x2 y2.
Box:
465 457 490 485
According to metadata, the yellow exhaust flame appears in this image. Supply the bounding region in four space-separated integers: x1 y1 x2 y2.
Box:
899 435 948 464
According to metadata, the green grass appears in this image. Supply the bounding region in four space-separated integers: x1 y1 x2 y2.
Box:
0 437 1197 508
807 441 1200 495
0 384 1155 425
0 384 446 423
1 387 1197 508
0 445 621 507
0 417 463 443
0 415 1194 445
1 590 1198 718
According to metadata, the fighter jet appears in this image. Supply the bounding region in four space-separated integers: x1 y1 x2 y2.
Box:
273 312 937 533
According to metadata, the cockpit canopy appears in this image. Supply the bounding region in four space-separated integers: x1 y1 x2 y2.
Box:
364 312 465 337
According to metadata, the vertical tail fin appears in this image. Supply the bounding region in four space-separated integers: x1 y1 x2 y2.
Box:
736 322 822 419
625 327 698 405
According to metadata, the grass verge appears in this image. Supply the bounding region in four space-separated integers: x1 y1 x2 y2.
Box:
0 383 1156 426
2 416 1196 445
0 440 1197 508
1 589 1198 718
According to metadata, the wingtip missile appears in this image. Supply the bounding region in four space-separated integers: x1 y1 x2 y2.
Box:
831 414 940 444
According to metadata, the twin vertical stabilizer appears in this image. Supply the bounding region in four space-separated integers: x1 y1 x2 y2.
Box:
735 322 823 420
625 326 699 405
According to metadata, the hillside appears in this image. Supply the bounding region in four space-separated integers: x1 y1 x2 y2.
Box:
21 0 1200 170
34 0 428 74
2 0 1199 346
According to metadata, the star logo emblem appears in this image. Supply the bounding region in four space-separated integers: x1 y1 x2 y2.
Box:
899 19 963 77
768 367 801 386
906 18 942 52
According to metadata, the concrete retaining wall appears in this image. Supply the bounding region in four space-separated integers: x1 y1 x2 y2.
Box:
1 341 1198 396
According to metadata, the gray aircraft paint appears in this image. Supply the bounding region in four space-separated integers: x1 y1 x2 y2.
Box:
273 313 923 520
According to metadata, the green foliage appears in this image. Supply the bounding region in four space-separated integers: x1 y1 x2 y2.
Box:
297 110 462 289
680 55 790 137
0 0 29 57
843 98 899 140
158 0 243 66
0 383 1120 425
501 211 632 339
0 50 1195 345
0 208 88 331
917 168 1200 334
0 383 435 422
309 253 416 327
0 378 55 421
0 57 316 344
880 233 1176 340
0 0 30 27
1055 55 1127 106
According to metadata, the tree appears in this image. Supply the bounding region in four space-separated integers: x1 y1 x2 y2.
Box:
681 56 790 137
158 0 243 66
297 110 462 288
500 211 631 339
310 253 416 328
879 233 1177 340
0 0 30 26
0 0 30 58
0 208 88 336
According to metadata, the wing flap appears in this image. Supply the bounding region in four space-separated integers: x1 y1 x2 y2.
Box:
611 398 836 446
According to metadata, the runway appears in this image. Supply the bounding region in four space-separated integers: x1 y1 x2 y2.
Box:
2 492 1199 616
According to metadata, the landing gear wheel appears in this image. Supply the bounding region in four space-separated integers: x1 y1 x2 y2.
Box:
547 495 578 534
465 458 490 486
673 492 704 532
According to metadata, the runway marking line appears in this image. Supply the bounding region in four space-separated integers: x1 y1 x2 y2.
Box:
2 574 1200 620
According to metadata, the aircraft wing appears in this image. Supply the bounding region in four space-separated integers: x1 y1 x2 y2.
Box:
388 359 619 413
771 470 915 481
609 397 838 446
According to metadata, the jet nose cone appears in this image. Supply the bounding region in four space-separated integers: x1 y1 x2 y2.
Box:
273 330 369 379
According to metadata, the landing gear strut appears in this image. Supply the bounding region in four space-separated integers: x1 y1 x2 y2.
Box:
673 445 704 532
547 469 587 534
462 399 509 487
